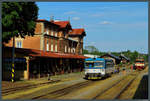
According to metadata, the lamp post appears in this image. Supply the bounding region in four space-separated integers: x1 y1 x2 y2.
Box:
12 36 15 82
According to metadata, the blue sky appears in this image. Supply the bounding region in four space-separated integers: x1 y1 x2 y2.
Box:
36 2 148 54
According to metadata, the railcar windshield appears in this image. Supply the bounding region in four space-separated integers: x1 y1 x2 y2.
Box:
94 61 104 67
85 61 94 67
136 61 144 63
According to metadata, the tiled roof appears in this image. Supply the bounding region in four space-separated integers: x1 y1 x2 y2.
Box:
3 47 87 59
36 19 48 22
36 19 59 27
55 53 88 59
52 21 71 28
69 29 86 36
120 54 130 61
100 53 121 60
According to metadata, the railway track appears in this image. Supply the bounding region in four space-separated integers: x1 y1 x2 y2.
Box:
2 80 60 96
27 70 136 99
31 80 92 99
3 67 145 100
31 71 134 99
93 71 139 99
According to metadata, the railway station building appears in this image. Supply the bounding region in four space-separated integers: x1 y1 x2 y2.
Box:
3 18 87 80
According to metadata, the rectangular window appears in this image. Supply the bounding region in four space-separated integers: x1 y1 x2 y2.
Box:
17 42 19 48
55 30 57 37
68 47 70 53
71 48 73 53
73 48 75 53
46 29 49 35
51 40 53 52
16 41 22 48
65 45 67 53
55 40 57 52
80 49 82 54
51 28 53 36
46 40 49 51
51 44 53 52
55 45 57 52
55 40 57 45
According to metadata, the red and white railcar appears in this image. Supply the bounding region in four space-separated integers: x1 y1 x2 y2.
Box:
135 59 145 70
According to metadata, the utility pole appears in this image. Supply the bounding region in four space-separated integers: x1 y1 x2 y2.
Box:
12 36 15 82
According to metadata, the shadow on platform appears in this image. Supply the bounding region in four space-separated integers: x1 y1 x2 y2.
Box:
133 74 148 99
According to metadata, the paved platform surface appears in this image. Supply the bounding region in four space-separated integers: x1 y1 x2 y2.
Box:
2 72 84 90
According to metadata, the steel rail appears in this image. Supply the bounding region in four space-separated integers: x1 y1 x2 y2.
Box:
93 71 139 99
31 80 92 99
2 80 60 96
114 76 137 99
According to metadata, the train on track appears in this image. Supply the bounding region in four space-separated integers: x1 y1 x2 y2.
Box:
84 58 115 80
134 58 145 70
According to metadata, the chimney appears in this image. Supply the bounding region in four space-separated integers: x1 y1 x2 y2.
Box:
68 16 70 22
50 15 54 22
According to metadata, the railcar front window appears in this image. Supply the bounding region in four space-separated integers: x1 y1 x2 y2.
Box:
136 61 144 63
94 62 104 67
85 62 94 67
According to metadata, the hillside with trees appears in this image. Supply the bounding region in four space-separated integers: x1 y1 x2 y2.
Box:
83 45 148 63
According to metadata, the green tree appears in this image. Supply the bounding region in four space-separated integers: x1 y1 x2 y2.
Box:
2 2 39 43
85 45 99 54
142 54 148 62
130 51 139 62
83 49 89 54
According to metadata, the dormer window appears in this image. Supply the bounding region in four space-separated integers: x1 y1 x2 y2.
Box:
69 30 72 33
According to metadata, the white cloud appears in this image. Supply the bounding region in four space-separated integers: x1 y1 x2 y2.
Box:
99 21 112 25
72 17 80 20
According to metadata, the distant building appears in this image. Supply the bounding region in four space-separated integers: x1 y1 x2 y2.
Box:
119 54 130 63
84 54 99 58
100 53 121 65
